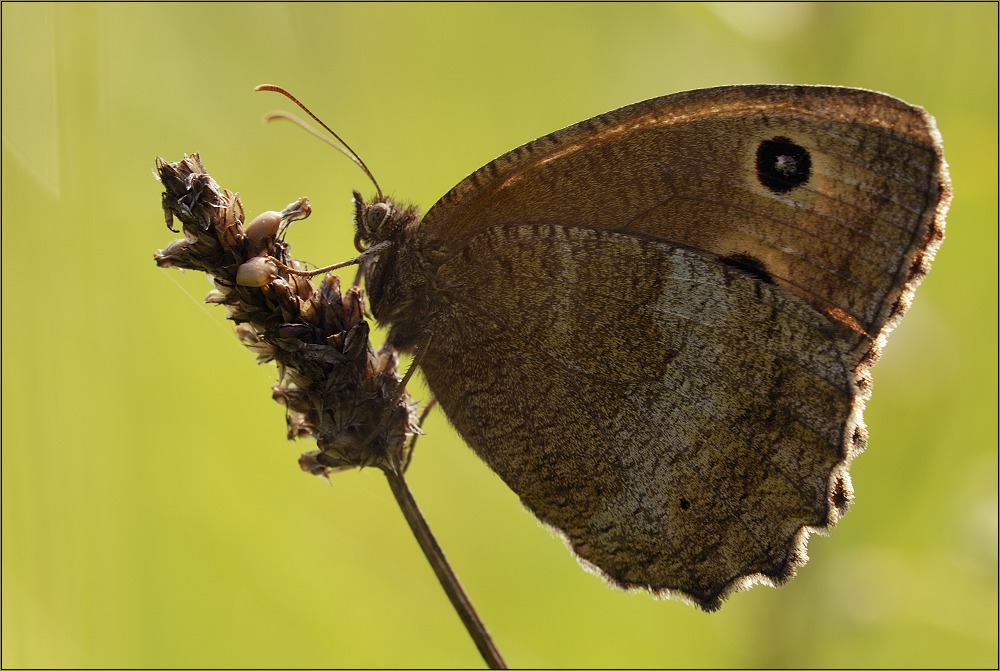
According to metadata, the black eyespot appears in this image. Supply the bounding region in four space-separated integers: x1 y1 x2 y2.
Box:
756 137 811 193
679 497 691 510
721 253 774 284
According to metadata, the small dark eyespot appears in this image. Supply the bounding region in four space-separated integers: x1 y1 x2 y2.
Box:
757 137 811 193
721 253 774 284
679 497 691 510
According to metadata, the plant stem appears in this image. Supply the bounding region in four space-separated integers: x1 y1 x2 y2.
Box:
383 468 507 669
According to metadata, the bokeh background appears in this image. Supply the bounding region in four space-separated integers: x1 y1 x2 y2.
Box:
2 3 996 668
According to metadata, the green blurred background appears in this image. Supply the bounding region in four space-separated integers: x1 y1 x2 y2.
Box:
2 3 996 668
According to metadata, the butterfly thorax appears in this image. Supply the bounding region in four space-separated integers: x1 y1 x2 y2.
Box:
353 191 438 351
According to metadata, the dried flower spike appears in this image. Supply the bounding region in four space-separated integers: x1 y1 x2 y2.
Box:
153 153 504 669
154 154 419 476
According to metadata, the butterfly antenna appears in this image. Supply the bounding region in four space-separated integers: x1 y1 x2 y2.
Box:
255 84 383 200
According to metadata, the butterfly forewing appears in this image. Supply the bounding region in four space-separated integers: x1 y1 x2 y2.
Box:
420 85 948 342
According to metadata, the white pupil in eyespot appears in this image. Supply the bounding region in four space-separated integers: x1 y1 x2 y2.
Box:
774 154 798 175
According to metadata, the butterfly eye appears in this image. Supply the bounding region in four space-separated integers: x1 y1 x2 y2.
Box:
366 202 393 234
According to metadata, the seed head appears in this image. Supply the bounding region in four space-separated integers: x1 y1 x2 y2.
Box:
154 154 419 476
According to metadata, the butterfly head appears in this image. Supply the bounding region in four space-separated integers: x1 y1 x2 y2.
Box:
352 190 422 254
351 190 428 342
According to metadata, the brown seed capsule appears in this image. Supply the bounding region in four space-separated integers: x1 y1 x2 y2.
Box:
235 255 279 287
244 198 312 256
244 210 283 254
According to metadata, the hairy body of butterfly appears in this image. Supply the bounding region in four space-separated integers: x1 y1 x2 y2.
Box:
351 85 949 611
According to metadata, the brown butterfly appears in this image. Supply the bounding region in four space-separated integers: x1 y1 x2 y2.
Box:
280 85 950 611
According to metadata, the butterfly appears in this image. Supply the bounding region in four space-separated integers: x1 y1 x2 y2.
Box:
284 85 950 610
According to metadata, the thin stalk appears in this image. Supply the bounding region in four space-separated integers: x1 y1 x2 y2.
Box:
383 468 507 669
